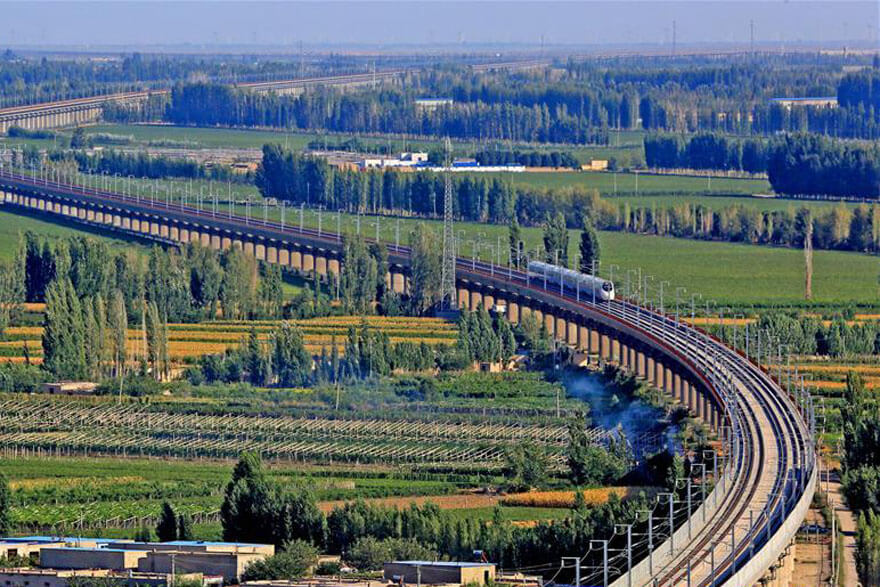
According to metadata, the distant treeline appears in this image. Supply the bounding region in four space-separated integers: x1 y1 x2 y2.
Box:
644 133 768 173
150 54 880 144
255 144 880 255
165 81 612 145
645 132 880 199
767 133 880 199
73 149 244 182
474 149 580 169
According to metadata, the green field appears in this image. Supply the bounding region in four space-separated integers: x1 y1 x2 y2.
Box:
197 202 878 307
0 208 141 262
502 170 770 197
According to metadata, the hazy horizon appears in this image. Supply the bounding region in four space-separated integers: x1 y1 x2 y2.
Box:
1 1 878 53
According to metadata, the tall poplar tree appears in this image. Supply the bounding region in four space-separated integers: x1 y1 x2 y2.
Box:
43 277 87 379
578 216 601 274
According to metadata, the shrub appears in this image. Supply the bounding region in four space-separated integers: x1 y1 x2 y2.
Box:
241 540 319 581
344 537 435 572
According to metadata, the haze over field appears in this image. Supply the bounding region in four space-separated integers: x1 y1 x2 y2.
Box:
3 1 878 50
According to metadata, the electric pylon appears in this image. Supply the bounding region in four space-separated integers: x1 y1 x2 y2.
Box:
439 137 457 310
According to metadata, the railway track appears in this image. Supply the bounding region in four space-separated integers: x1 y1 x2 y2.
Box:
0 169 814 586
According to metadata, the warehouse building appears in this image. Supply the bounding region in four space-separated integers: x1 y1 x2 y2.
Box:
136 550 265 583
108 540 275 556
39 547 149 571
383 561 496 586
0 568 216 587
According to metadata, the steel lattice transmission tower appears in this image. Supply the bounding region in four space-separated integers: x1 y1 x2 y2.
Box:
439 137 457 310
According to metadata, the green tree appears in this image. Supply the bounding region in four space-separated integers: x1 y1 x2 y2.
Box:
503 442 549 491
145 301 168 381
0 260 24 337
543 212 569 266
408 223 441 314
856 510 880 587
0 473 10 536
177 513 194 541
220 249 258 320
578 216 601 274
271 322 312 387
344 537 434 572
42 277 87 379
107 290 128 378
241 540 319 581
156 502 178 542
566 421 629 486
509 220 524 268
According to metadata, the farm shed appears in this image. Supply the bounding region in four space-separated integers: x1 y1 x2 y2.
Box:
39 547 148 570
383 561 496 586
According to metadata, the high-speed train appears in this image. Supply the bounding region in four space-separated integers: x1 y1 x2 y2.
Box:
527 260 615 301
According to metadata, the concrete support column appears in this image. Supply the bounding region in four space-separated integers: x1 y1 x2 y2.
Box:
244 241 255 257
578 325 589 351
508 302 520 324
290 250 302 270
665 367 674 395
392 273 406 294
328 258 340 277
589 329 600 355
169 225 178 241
315 256 327 276
544 313 555 338
470 291 483 311
457 288 470 309
611 338 621 364
222 237 233 251
483 294 495 310
254 243 266 260
212 235 223 251
555 317 566 342
302 252 314 273
646 356 656 384
637 352 647 378
620 343 629 370
599 334 610 361
674 373 684 405
161 224 171 239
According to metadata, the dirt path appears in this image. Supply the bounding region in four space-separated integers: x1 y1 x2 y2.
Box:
822 466 859 586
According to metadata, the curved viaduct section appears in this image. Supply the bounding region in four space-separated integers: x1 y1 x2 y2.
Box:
0 171 815 587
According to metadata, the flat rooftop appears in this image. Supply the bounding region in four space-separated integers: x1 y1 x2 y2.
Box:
391 561 494 568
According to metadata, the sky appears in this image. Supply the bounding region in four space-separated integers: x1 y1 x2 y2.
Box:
1 1 878 51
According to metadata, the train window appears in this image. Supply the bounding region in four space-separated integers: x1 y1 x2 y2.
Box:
602 283 613 292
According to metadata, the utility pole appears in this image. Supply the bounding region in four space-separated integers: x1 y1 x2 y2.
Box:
439 137 457 310
750 20 755 55
672 20 677 56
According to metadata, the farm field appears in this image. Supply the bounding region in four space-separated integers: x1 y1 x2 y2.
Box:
0 455 563 537
0 316 458 364
0 455 640 538
78 124 624 162
498 170 770 196
0 370 584 470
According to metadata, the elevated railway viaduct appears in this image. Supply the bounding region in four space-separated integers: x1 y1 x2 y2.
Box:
0 60 549 134
0 170 815 587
